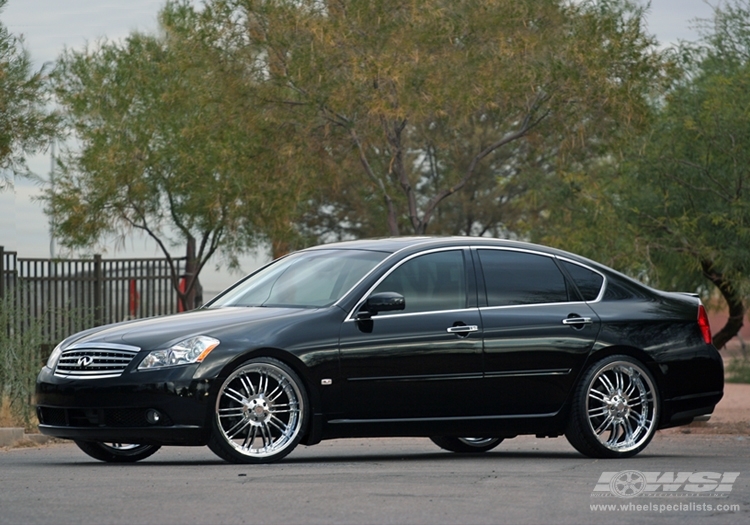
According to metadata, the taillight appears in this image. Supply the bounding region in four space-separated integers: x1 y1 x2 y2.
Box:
697 304 712 345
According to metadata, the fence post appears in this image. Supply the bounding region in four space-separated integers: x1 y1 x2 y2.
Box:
0 245 4 301
94 254 103 326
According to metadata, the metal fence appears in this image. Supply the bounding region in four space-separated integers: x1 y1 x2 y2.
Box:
1 246 185 345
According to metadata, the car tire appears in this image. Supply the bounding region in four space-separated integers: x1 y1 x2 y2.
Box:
208 357 308 464
565 355 659 458
74 441 161 463
429 436 503 453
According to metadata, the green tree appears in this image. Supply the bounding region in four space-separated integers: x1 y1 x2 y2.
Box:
216 0 667 238
45 1 303 308
0 0 57 190
536 1 750 349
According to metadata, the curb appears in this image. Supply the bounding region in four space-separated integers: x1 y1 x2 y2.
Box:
0 428 55 447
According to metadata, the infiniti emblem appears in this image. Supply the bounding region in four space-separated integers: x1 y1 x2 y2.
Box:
77 356 94 368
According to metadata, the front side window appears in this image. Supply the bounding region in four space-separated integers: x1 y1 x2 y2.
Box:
371 250 467 314
478 249 568 306
210 249 388 308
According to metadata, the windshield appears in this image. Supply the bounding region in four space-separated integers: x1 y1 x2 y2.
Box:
210 249 388 308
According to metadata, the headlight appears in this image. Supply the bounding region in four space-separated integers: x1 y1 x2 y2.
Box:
46 343 64 370
138 336 220 370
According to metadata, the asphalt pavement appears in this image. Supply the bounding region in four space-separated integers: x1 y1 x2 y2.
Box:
1 432 747 525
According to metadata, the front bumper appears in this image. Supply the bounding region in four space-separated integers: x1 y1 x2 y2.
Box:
36 364 216 446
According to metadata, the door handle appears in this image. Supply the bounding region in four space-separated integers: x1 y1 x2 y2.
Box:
562 317 593 326
446 325 479 334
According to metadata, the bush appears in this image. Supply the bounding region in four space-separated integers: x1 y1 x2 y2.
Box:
0 297 50 431
726 346 750 384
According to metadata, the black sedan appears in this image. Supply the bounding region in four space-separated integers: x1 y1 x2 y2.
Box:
36 237 723 463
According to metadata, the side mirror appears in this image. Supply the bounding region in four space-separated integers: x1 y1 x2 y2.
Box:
362 292 405 315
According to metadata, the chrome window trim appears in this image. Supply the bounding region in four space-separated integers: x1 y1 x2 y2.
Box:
474 245 556 258
345 306 480 322
478 300 590 312
343 243 610 320
345 246 472 321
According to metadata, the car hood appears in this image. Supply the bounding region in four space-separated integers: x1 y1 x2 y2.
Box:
60 306 327 350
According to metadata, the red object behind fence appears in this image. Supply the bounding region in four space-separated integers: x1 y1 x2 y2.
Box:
177 277 186 312
128 279 140 318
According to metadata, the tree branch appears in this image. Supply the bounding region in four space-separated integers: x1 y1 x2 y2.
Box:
421 101 550 229
350 128 400 235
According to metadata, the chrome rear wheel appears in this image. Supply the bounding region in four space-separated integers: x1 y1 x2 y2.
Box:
430 436 503 453
566 355 659 458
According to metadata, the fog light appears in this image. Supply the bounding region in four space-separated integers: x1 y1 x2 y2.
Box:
146 409 162 425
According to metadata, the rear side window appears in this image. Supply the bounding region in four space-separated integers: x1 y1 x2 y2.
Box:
478 250 568 306
560 261 604 301
603 277 650 300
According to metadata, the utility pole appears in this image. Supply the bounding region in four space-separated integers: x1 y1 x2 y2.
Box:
49 140 56 259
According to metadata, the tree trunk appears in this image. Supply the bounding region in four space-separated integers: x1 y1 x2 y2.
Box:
701 259 745 349
180 236 201 311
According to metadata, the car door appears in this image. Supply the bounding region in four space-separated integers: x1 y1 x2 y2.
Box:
338 248 484 420
475 248 602 416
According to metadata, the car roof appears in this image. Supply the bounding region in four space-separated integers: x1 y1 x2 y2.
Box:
303 236 582 259
303 236 639 279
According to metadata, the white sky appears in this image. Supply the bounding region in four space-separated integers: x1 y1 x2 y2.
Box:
0 0 720 293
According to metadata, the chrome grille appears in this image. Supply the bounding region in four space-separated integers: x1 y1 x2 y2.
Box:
54 342 141 379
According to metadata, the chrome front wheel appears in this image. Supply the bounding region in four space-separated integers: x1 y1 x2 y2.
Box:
208 357 307 464
566 355 659 458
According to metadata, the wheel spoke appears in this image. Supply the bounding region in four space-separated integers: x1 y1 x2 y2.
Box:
614 370 624 392
607 421 625 446
268 416 288 435
242 425 257 450
623 417 635 444
269 408 296 416
224 387 246 406
589 388 608 403
226 418 251 439
240 375 256 396
258 372 269 396
588 406 608 417
218 406 245 417
594 413 615 435
260 421 273 449
598 373 616 395
624 379 637 398
267 381 285 402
